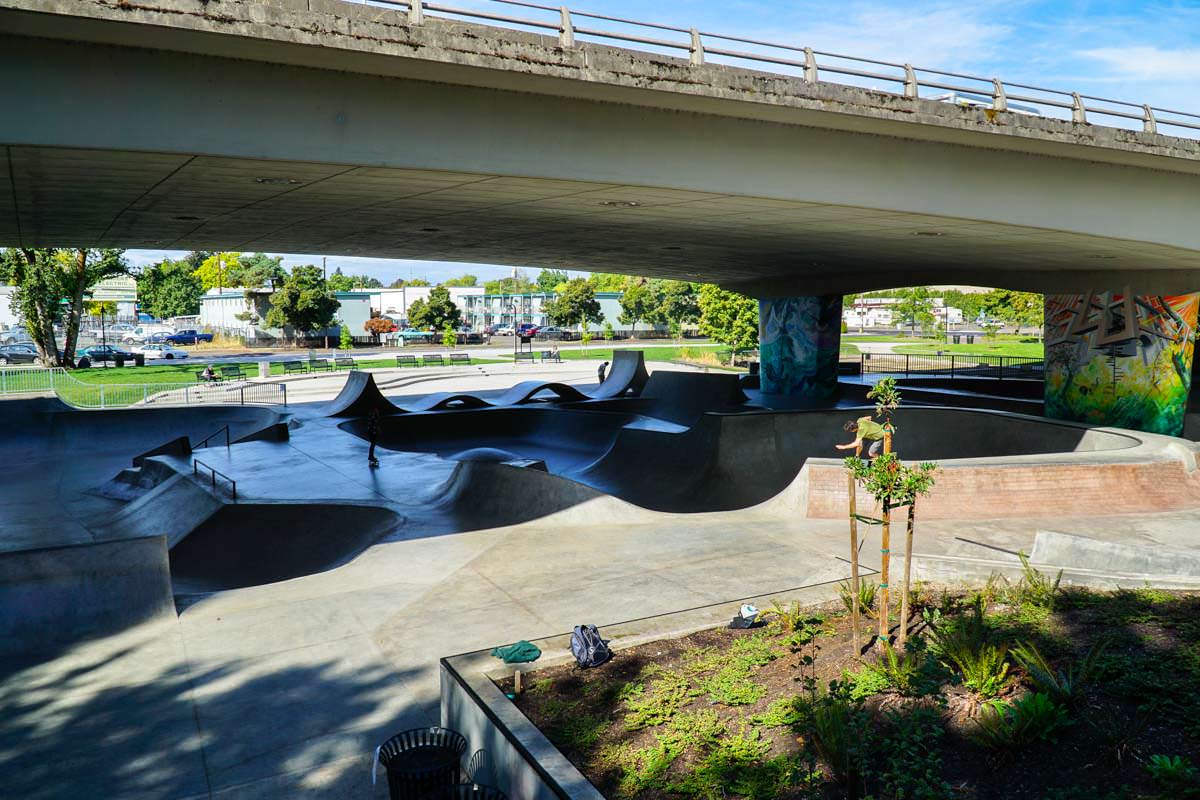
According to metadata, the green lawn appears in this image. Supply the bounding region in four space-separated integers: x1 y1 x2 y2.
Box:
892 341 1044 358
67 355 508 384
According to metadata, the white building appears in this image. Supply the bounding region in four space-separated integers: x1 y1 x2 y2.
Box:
372 287 483 324
843 297 963 329
200 288 374 339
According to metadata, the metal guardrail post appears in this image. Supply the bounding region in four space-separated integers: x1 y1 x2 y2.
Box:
558 6 573 47
949 355 955 379
903 64 918 98
1143 104 1157 134
905 354 910 378
1 370 5 393
689 28 704 66
1072 92 1087 124
408 0 422 25
999 357 1005 381
282 383 288 406
991 79 1008 112
240 386 245 405
100 384 105 409
803 47 818 83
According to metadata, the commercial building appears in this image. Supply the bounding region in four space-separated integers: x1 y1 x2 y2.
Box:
199 288 374 340
372 287 483 323
464 291 644 332
843 297 964 329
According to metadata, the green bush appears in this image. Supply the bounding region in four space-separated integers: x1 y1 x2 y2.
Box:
872 706 951 799
1145 755 1199 795
1011 639 1107 709
796 691 870 790
970 692 1070 751
929 603 1010 698
1012 552 1062 610
871 640 926 696
838 580 877 619
338 325 353 349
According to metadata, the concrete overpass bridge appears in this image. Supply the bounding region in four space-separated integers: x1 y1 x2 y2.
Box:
2 0 1200 431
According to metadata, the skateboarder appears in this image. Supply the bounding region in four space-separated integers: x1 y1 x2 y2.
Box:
836 415 891 459
597 361 609 384
366 408 381 468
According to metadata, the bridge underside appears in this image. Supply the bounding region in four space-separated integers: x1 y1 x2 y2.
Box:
5 143 1200 297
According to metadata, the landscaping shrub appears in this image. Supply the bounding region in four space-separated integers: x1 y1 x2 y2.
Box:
970 692 1070 751
1011 639 1107 709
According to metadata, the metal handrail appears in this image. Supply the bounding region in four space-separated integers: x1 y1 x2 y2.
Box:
193 458 237 500
858 352 1044 380
194 424 231 450
368 0 1200 137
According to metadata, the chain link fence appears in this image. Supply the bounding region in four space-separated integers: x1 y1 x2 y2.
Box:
0 367 287 408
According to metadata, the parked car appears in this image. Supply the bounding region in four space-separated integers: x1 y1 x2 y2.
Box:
537 326 568 340
109 323 135 334
516 323 540 337
493 325 514 336
133 343 189 360
1 327 31 345
78 344 136 364
165 329 214 345
122 324 175 344
0 343 39 365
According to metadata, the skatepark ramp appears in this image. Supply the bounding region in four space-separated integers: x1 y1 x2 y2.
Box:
169 504 400 593
325 371 403 417
592 349 649 399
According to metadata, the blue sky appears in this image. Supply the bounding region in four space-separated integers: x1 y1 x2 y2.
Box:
126 0 1200 283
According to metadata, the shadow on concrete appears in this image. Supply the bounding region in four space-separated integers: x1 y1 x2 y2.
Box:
0 625 423 798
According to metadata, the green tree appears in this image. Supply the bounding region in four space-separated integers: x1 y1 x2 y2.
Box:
443 273 478 287
139 259 203 319
697 284 758 354
182 251 212 270
536 269 569 293
483 274 537 295
442 324 457 348
982 289 1043 332
588 273 630 292
543 278 602 328
618 279 658 336
407 285 461 331
339 324 353 350
265 266 339 340
192 252 242 291
0 248 127 367
657 280 699 334
894 286 936 336
326 268 355 293
406 278 431 287
230 252 286 289
603 321 614 341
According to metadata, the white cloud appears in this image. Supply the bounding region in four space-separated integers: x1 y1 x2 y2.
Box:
1077 45 1200 81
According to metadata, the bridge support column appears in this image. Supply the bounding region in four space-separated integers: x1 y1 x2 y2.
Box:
757 295 843 400
1044 291 1199 436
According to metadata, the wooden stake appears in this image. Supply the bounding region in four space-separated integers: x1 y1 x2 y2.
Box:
898 501 916 649
514 669 522 696
879 502 891 646
848 470 861 654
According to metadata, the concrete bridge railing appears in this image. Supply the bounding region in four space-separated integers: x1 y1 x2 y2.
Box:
378 0 1200 139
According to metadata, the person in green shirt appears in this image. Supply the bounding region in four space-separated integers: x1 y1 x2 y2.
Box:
836 415 890 458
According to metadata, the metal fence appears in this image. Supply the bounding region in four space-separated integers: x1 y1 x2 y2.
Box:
0 367 288 408
860 352 1043 380
362 0 1200 139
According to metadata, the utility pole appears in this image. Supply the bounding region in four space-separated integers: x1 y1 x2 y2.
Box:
322 256 327 281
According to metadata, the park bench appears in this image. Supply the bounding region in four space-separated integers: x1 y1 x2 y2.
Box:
307 358 332 372
195 370 222 383
421 354 445 367
282 360 307 376
540 350 562 363
449 352 471 366
395 354 418 368
334 356 357 369
220 365 246 381
514 351 535 362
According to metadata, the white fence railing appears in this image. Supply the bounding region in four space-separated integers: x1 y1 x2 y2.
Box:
365 0 1200 139
0 367 288 409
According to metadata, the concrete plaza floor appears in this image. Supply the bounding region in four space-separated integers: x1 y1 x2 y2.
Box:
4 363 1200 798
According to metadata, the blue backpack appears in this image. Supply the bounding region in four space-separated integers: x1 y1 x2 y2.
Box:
570 624 611 668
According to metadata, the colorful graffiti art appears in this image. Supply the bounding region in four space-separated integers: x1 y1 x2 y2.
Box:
758 295 842 399
1044 291 1199 436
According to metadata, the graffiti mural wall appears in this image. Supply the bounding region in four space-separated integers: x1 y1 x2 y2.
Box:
1044 292 1199 436
758 295 842 399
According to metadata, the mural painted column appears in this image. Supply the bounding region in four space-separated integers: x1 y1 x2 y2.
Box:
758 295 843 400
1044 291 1199 436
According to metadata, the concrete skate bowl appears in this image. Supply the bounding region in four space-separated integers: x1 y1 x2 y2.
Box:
572 407 1147 513
339 407 648 472
169 504 399 594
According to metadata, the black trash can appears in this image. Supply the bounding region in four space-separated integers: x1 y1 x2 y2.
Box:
113 354 125 368
952 334 961 344
966 335 975 345
378 727 468 800
134 353 145 367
